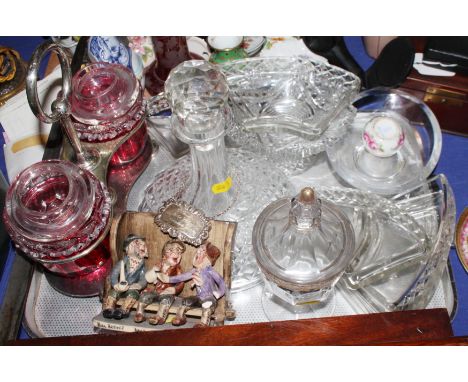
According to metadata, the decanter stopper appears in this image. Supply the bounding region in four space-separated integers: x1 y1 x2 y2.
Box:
164 60 229 144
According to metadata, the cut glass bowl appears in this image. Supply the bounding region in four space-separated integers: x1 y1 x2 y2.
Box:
221 57 361 174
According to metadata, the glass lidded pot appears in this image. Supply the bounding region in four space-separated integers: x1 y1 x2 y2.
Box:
253 187 355 308
2 160 112 297
69 62 149 167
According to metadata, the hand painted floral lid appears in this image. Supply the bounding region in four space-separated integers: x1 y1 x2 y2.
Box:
327 88 442 195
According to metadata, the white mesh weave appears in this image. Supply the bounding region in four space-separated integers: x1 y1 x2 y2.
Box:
24 269 451 337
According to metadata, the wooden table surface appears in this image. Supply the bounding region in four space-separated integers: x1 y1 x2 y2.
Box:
10 308 458 346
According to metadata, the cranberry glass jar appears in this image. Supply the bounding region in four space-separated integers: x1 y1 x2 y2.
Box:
3 160 112 297
69 62 150 170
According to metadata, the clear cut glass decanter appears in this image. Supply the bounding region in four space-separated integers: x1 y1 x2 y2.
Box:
139 60 293 291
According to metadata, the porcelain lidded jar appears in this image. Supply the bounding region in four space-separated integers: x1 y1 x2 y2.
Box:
2 160 113 297
253 187 355 308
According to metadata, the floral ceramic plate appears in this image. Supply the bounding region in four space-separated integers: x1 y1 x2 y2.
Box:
456 207 468 273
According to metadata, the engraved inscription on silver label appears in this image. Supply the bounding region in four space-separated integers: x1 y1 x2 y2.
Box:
154 199 211 246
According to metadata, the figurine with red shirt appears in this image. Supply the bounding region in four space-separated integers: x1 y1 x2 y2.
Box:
157 241 225 327
134 239 185 325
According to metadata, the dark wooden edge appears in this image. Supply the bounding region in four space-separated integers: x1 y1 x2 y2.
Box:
0 38 89 345
8 308 454 346
378 336 468 346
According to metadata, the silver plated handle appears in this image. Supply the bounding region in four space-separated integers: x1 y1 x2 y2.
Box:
26 41 72 124
26 40 97 169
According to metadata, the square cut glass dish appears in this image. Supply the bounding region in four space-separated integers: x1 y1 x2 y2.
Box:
221 57 361 174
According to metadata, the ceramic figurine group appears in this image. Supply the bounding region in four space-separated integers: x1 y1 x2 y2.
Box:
102 234 226 328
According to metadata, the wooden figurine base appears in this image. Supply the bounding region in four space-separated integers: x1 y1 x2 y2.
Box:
93 311 206 333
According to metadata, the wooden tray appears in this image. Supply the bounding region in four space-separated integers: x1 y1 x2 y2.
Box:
399 37 468 137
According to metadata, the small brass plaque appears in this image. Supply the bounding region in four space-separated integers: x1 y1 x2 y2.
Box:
154 199 211 246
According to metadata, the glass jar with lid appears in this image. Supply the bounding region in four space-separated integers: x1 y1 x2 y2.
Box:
253 187 355 320
3 160 112 297
70 62 151 171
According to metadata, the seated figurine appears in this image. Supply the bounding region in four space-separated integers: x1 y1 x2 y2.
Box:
102 234 148 320
157 241 225 328
134 239 185 325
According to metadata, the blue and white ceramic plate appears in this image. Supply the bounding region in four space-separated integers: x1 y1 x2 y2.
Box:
88 36 132 68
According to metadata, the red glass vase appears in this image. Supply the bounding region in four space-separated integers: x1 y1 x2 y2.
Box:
145 37 192 96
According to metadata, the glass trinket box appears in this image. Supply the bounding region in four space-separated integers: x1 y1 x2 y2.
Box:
252 187 356 320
